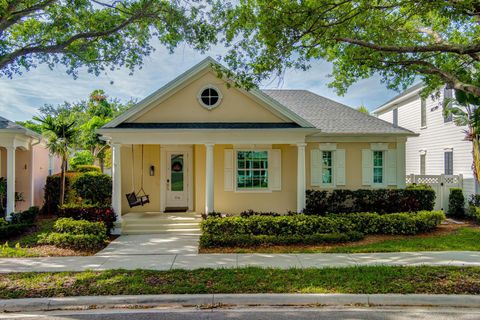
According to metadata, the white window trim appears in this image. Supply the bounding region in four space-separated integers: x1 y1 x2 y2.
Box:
321 150 336 188
319 143 337 151
372 150 386 187
197 84 223 110
234 149 272 193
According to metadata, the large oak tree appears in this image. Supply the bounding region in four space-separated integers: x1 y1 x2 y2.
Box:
217 0 480 97
0 0 217 77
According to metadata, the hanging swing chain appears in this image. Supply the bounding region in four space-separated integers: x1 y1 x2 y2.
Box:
131 144 135 193
140 144 145 193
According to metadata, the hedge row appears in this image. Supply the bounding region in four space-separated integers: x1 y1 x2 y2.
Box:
59 203 116 231
37 218 107 250
201 211 445 238
305 186 435 215
200 231 364 248
0 206 39 240
0 223 33 240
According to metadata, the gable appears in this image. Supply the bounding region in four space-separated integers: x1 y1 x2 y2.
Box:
128 71 289 124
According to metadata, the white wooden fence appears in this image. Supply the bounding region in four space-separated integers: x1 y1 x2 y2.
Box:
406 174 463 211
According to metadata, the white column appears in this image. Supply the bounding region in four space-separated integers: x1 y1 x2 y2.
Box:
296 143 307 213
396 138 407 188
111 143 122 234
6 146 15 220
205 143 214 214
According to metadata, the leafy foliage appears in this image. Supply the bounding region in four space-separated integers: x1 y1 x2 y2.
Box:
37 218 107 250
448 188 465 218
69 150 95 170
201 211 445 242
0 0 217 78
71 172 112 205
44 172 82 215
304 187 436 215
217 1 480 98
59 203 116 230
200 232 364 248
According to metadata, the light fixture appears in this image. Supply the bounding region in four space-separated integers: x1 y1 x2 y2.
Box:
149 165 155 176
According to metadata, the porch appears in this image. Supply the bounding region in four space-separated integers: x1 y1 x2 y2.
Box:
108 138 309 235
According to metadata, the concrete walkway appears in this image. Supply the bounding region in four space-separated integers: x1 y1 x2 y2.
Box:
1 251 480 273
96 234 200 255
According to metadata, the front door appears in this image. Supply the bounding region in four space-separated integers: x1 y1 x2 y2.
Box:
165 151 188 208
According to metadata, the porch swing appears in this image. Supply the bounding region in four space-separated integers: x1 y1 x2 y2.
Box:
125 144 150 208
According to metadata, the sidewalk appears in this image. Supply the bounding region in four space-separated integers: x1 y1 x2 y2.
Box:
1 251 479 273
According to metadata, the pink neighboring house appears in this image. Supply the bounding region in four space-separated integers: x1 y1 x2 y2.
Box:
0 117 61 218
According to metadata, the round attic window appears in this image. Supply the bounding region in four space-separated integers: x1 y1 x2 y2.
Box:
197 85 222 110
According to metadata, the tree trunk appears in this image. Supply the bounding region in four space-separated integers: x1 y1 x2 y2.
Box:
100 157 105 173
473 138 480 183
59 157 66 206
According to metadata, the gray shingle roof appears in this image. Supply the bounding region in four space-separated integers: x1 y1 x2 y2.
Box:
0 116 41 138
262 89 415 135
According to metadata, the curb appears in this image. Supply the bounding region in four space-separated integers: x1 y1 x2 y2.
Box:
1 294 480 312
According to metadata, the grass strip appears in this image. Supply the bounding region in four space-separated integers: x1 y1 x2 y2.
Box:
1 266 480 299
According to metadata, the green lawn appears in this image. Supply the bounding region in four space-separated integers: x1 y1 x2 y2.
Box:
328 227 480 253
1 266 480 298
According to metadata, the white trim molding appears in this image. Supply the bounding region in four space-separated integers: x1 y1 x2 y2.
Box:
319 143 337 151
296 143 307 212
197 84 223 110
370 143 389 151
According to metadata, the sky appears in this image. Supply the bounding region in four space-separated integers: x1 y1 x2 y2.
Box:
0 45 403 122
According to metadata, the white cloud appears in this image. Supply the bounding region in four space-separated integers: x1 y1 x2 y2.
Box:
0 45 400 121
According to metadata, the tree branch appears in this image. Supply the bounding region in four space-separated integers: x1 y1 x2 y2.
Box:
0 0 57 34
0 10 144 69
334 37 480 56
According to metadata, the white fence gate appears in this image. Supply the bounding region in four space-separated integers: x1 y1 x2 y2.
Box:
406 174 463 211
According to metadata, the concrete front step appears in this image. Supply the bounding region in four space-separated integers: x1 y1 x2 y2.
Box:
121 212 202 235
122 229 202 235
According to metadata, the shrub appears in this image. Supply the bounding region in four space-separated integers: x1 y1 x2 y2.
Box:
53 218 107 235
240 209 281 217
201 211 445 241
472 207 480 224
448 188 465 218
43 172 81 214
71 172 111 205
200 231 364 248
37 218 107 250
0 223 33 240
59 203 116 231
0 218 7 227
69 151 95 170
10 206 39 224
305 187 436 215
37 233 107 250
75 165 102 173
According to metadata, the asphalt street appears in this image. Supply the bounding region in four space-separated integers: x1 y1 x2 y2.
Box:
2 307 480 320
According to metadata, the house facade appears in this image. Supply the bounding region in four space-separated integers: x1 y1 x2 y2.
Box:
0 117 61 218
372 84 476 197
98 58 415 234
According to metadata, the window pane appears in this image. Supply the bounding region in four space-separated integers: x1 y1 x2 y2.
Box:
322 168 332 184
322 151 332 167
171 154 184 191
373 151 383 166
373 167 383 183
236 151 269 189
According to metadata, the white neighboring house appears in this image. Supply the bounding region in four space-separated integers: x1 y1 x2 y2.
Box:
372 83 477 199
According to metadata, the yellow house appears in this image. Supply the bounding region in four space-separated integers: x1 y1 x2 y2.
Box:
98 57 416 234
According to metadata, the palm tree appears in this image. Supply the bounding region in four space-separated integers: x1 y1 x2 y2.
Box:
444 91 480 182
34 115 77 206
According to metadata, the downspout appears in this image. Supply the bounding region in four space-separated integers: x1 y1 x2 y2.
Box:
29 137 41 208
